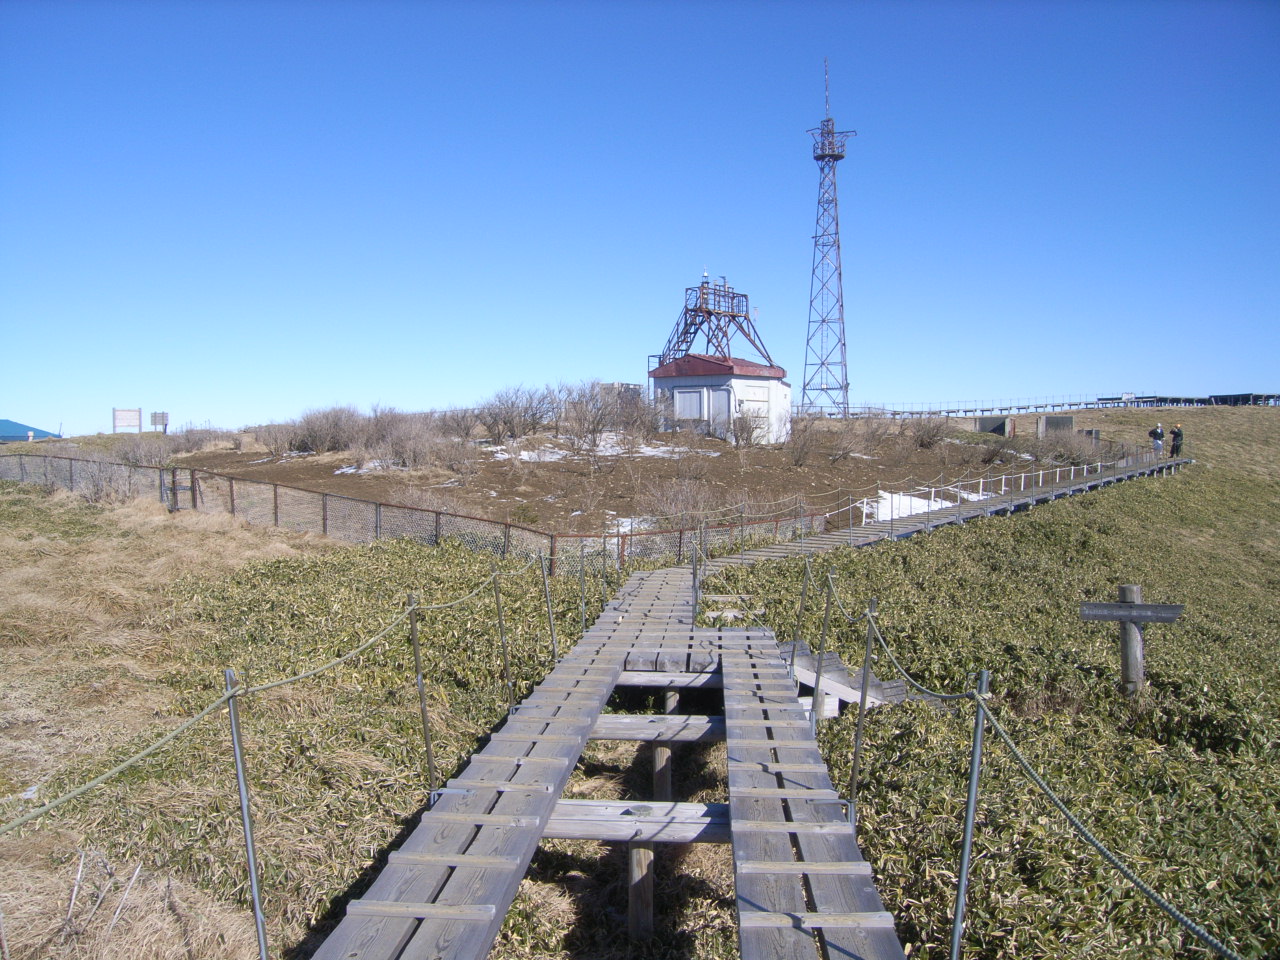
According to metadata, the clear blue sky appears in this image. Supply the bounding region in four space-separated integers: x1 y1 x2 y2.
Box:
3 0 1276 437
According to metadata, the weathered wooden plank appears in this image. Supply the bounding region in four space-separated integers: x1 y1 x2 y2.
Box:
738 911 896 929
591 713 725 742
346 901 497 921
738 860 872 875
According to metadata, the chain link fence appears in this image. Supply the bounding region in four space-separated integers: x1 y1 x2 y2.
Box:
0 454 826 576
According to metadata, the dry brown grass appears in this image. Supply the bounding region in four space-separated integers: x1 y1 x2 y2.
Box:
0 830 259 960
0 484 340 960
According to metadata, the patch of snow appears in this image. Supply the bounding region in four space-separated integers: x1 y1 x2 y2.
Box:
862 490 954 522
334 460 400 475
492 443 572 462
948 486 995 502
609 516 651 534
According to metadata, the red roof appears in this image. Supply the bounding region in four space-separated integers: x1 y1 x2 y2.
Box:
649 353 787 380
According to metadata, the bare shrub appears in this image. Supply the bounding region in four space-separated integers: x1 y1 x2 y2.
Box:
905 416 949 449
294 405 363 452
562 381 617 455
981 437 1015 464
829 416 893 462
1026 430 1099 466
477 386 556 442
615 390 660 450
637 478 726 528
354 409 444 471
113 436 174 467
252 421 298 456
785 414 821 465
732 413 765 449
439 407 480 441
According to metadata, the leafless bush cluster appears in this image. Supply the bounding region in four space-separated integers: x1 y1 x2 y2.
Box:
293 405 366 453
980 437 1017 464
112 436 176 467
248 406 483 478
732 413 766 449
827 416 896 462
1023 430 1100 466
352 406 443 470
636 478 728 528
904 416 950 449
784 415 822 465
477 386 558 443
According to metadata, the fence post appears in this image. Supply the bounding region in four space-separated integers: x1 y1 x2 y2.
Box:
539 552 559 662
549 534 558 577
949 669 990 960
434 510 442 546
408 595 439 804
676 528 684 565
503 523 511 559
490 564 515 712
224 669 270 960
321 493 329 536
375 503 382 540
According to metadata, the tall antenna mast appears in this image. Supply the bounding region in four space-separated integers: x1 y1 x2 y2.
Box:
801 58 855 415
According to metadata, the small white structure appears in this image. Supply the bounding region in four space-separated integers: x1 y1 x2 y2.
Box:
650 353 791 444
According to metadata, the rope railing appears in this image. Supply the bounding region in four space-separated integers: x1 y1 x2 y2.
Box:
0 550 589 959
832 597 1245 960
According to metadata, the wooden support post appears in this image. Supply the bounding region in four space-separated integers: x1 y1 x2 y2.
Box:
630 690 677 939
1117 584 1145 696
1080 586 1182 699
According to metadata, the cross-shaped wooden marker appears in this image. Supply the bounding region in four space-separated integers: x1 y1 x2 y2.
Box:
1081 585 1184 696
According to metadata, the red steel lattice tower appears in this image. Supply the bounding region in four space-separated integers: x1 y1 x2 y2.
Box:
801 62 855 415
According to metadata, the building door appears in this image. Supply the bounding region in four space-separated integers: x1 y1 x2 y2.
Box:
710 388 732 438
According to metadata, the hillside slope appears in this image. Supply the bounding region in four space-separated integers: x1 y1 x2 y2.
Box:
709 405 1280 958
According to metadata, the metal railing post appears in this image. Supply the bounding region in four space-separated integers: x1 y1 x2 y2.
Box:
490 564 515 712
847 598 877 828
789 559 811 682
224 669 269 960
579 542 587 635
811 576 833 733
539 552 559 661
950 669 990 960
408 595 439 804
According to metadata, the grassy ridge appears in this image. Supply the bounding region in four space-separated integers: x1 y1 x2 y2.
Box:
708 406 1280 958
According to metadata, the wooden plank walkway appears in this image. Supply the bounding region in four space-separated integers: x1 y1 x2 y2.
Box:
704 456 1190 575
316 456 1188 960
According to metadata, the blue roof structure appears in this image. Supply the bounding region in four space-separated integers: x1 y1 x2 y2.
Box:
0 419 61 442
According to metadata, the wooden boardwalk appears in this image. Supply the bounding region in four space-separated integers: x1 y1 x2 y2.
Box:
315 456 1188 960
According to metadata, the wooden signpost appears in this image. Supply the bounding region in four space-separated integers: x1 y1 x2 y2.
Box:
1081 585 1183 696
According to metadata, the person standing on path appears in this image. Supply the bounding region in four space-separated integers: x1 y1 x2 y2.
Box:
1170 423 1183 458
1149 423 1164 456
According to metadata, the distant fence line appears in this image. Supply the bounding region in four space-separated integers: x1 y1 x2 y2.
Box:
0 454 825 575
805 391 1279 419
